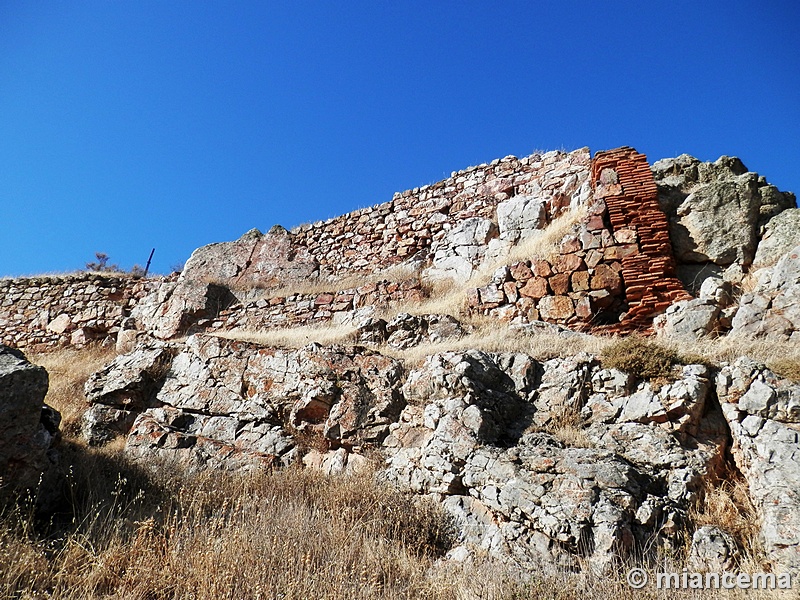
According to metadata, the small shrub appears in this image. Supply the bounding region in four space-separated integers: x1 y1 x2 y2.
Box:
601 336 680 380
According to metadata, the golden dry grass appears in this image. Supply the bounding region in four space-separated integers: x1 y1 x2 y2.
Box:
216 323 359 348
30 345 116 437
690 478 763 567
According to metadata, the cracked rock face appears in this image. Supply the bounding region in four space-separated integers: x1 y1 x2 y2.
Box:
83 333 800 573
88 335 406 472
731 245 800 340
717 358 800 571
0 345 60 507
382 350 726 571
132 228 319 339
652 154 795 289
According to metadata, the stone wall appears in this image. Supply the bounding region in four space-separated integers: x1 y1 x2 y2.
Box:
213 279 425 332
0 274 160 350
290 149 592 280
0 146 698 346
467 147 691 331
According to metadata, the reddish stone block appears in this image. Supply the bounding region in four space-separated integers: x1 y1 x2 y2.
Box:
590 264 621 294
571 271 590 292
549 273 570 295
509 261 533 281
519 277 549 299
538 296 574 321
553 254 585 273
531 258 552 278
314 293 335 305
585 249 604 269
575 296 592 319
559 235 582 253
587 214 606 231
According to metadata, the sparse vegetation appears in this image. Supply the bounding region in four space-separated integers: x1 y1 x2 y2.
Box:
767 357 800 382
601 336 682 380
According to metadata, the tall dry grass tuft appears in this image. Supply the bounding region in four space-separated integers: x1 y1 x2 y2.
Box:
31 345 116 437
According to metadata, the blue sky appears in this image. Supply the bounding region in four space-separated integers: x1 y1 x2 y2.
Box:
1 1 797 276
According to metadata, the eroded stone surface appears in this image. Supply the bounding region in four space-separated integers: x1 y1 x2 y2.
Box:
716 358 800 571
0 346 60 506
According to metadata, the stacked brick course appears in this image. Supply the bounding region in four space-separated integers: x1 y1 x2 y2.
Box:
592 147 691 331
0 274 159 350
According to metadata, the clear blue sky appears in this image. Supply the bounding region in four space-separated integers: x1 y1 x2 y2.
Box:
1 1 797 276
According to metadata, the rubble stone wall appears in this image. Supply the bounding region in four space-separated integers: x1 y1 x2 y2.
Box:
0 274 159 350
468 147 691 331
290 148 592 278
214 279 426 332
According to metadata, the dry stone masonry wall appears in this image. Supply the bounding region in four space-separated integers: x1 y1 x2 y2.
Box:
0 274 159 350
291 149 592 281
1 145 795 347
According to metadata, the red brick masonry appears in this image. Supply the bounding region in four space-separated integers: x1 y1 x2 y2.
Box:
593 147 690 332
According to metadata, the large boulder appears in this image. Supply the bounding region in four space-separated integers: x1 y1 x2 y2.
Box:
716 358 800 571
752 208 800 270
82 343 178 445
0 346 60 506
652 154 795 289
424 217 499 283
132 228 319 339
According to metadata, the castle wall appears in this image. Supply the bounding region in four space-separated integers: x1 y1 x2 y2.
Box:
291 149 592 278
468 147 691 331
0 274 159 350
0 146 693 348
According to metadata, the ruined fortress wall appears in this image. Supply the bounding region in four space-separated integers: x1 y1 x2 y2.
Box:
291 148 592 278
0 146 693 348
469 147 691 331
0 274 158 350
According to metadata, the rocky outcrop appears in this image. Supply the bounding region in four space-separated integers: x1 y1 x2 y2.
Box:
383 351 726 571
86 335 407 472
652 154 795 289
0 346 60 506
356 312 465 349
82 333 736 571
716 358 800 571
132 229 319 339
731 245 800 340
752 209 800 270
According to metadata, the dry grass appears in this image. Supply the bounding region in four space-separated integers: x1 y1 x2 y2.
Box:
690 478 763 568
472 205 587 286
601 336 682 381
220 318 613 369
30 345 116 437
216 323 359 348
689 334 800 374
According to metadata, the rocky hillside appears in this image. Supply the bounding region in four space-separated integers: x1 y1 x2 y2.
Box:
2 145 800 585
